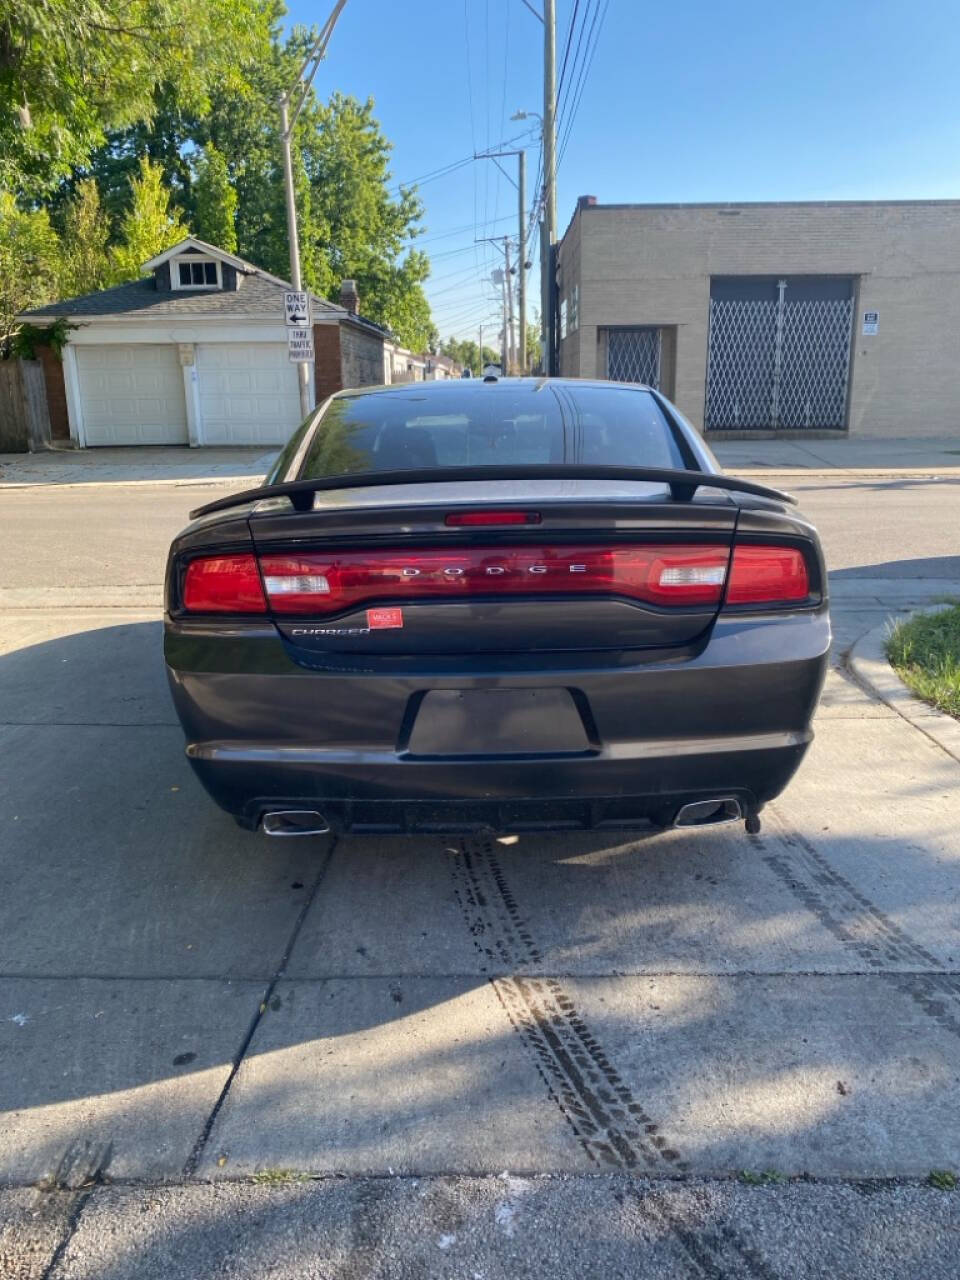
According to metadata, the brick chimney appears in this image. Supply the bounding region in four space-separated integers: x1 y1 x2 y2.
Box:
340 279 360 315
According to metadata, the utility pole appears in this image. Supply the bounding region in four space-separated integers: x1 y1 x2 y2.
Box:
504 238 516 373
474 146 530 373
517 148 527 372
278 97 310 418
504 261 512 373
278 0 349 419
542 0 557 375
478 235 519 374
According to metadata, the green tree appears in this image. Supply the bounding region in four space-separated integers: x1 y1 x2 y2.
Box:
191 145 238 251
12 19 438 349
441 338 500 376
110 158 187 282
0 0 276 200
298 92 433 347
0 194 59 353
526 312 543 372
58 180 111 298
195 75 436 346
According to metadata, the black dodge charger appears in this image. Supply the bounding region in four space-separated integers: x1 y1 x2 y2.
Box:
164 378 829 838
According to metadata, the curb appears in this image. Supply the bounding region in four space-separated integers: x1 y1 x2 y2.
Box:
731 468 960 479
0 587 162 610
0 475 267 492
848 606 960 766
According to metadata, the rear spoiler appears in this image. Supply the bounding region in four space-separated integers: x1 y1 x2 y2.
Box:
190 464 796 520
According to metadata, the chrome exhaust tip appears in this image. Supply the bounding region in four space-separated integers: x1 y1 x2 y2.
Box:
261 810 330 838
673 798 743 828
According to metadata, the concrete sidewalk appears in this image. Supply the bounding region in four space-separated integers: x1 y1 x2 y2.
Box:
3 436 960 488
3 467 960 1274
712 435 960 474
0 447 277 489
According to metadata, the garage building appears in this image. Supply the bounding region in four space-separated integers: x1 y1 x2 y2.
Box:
20 238 389 447
556 198 960 439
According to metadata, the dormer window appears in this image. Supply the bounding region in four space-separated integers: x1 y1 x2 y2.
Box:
173 256 220 289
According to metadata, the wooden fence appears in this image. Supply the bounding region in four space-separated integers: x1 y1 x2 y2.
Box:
0 359 52 452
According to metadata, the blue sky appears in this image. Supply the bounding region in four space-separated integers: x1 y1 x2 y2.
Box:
283 0 960 344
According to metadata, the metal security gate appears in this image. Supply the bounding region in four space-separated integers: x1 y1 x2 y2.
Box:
705 277 854 430
604 327 661 388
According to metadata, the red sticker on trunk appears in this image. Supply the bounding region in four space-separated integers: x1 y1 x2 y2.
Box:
367 607 403 629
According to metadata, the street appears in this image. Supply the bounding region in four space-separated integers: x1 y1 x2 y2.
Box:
2 460 960 1277
3 469 960 601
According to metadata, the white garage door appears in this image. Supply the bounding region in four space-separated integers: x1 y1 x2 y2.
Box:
197 343 302 445
76 345 188 446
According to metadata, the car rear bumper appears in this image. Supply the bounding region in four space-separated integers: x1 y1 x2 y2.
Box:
186 732 810 832
165 609 829 832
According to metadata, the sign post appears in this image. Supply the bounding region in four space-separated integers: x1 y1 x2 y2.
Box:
284 291 314 404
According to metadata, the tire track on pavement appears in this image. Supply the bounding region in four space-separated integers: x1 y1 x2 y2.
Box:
449 835 778 1280
760 809 960 1043
638 1190 782 1280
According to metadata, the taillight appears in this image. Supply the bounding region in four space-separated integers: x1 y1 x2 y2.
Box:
258 545 732 615
182 554 266 613
725 545 810 605
445 511 541 526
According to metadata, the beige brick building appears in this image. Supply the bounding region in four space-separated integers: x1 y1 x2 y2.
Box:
556 198 960 439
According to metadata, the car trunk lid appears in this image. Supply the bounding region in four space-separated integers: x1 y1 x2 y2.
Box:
247 479 740 655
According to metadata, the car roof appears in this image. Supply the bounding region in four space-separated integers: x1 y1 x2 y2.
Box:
332 377 654 399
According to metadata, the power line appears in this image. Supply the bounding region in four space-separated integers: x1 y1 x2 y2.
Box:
414 213 513 246
558 0 610 168
482 0 491 250
556 0 581 101
499 0 512 171
463 0 477 153
433 292 500 319
435 299 503 330
427 260 498 286
427 271 498 300
444 312 502 339
388 155 474 194
389 129 535 195
556 0 595 137
427 242 489 263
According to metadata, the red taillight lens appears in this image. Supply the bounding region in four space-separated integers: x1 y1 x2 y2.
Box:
726 545 810 605
258 545 732 615
445 510 541 526
182 554 266 613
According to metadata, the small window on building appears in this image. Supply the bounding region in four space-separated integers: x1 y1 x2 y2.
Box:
175 258 220 288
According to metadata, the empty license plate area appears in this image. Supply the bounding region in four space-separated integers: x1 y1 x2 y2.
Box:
404 688 593 757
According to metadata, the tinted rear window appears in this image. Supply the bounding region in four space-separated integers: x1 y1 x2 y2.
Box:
297 384 689 478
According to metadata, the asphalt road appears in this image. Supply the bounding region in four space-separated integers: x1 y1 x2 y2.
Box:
2 473 960 1277
2 476 960 595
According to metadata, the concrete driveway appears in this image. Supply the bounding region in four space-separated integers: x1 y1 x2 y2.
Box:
2 458 960 1278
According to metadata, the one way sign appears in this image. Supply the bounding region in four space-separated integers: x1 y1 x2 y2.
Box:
284 291 310 327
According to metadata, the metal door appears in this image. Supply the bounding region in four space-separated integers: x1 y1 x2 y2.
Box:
705 278 853 429
605 327 661 388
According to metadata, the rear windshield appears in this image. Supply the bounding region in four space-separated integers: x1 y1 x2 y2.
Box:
296 383 689 479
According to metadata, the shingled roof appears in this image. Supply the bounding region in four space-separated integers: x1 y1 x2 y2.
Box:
18 237 389 336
